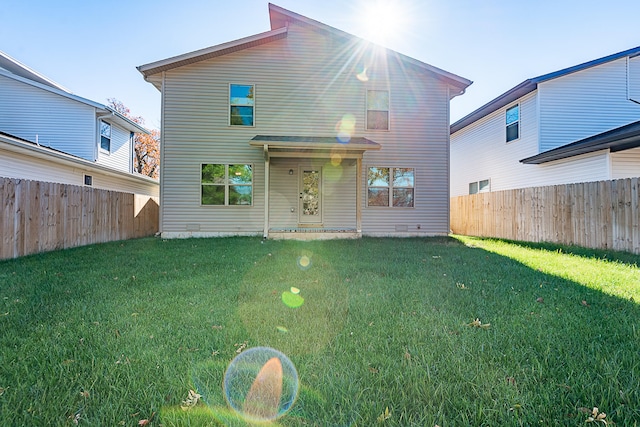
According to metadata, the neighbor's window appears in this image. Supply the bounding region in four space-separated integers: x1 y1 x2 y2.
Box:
230 84 254 126
366 90 389 130
367 167 414 207
100 121 111 151
506 104 519 142
469 179 490 194
201 164 253 205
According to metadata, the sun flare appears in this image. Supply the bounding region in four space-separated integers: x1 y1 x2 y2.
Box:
357 0 412 46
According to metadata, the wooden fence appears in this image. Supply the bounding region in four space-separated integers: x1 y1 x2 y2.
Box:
450 177 640 254
1 177 159 260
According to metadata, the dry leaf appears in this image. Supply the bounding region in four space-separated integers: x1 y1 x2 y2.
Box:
377 406 391 423
181 389 202 410
467 318 490 329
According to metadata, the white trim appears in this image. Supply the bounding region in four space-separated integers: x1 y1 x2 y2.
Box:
200 163 254 206
138 27 288 76
229 83 256 127
505 104 520 143
365 166 415 208
365 89 390 131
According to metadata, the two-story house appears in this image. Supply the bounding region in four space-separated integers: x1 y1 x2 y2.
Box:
137 3 471 239
0 50 158 196
450 46 640 197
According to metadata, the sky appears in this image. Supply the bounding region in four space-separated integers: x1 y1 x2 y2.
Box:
2 0 639 131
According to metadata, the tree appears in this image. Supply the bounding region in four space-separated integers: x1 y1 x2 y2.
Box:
107 98 160 179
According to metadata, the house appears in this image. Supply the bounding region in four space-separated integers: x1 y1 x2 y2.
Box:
0 50 158 196
137 3 471 239
450 46 640 197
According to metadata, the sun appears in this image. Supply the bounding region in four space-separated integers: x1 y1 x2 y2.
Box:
357 0 412 47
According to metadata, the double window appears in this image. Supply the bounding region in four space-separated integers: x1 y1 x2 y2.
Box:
367 167 414 207
230 84 254 126
506 104 519 142
469 179 490 195
201 164 253 205
366 90 389 130
100 121 111 151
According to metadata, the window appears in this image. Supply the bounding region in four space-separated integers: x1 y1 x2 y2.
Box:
366 90 389 130
230 84 254 126
100 121 111 151
469 179 490 194
506 104 519 142
367 167 414 207
201 164 253 205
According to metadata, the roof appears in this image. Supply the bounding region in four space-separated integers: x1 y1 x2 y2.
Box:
138 3 471 93
451 45 640 134
0 51 149 135
0 131 158 184
137 27 288 81
520 120 640 164
249 135 381 153
0 50 70 92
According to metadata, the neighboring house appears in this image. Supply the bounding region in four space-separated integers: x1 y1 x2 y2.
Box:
0 50 158 196
0 132 159 197
450 46 640 197
137 3 471 239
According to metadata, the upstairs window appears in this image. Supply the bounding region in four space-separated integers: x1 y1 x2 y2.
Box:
469 179 490 194
367 167 414 207
230 84 254 126
100 121 111 151
366 90 389 130
201 164 253 206
506 104 519 142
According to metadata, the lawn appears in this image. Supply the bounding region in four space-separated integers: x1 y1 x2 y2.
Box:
0 236 639 426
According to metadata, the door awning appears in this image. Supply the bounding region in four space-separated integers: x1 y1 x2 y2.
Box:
249 135 381 159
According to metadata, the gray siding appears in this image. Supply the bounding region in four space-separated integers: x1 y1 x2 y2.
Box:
0 74 96 160
161 23 455 236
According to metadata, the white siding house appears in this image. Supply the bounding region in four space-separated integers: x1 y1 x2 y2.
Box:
451 46 640 197
138 3 471 239
0 50 152 180
0 50 157 196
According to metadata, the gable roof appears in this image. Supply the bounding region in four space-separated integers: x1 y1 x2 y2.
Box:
451 45 640 134
0 51 149 135
520 120 640 164
0 50 70 92
138 3 471 94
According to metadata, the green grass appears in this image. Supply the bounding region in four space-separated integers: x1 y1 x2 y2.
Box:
0 236 639 426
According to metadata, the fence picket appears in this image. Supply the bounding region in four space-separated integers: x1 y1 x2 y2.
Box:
451 178 640 254
1 177 158 260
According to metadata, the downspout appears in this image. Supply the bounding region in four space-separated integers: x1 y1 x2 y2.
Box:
159 71 166 236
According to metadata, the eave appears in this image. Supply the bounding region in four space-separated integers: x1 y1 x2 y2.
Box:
137 27 289 85
451 45 640 133
520 120 640 164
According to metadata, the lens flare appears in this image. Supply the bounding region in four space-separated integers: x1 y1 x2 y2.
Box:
336 114 356 143
297 255 312 270
281 290 304 308
224 347 299 423
357 66 369 82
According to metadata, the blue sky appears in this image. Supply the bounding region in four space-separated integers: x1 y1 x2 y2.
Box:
2 0 639 130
